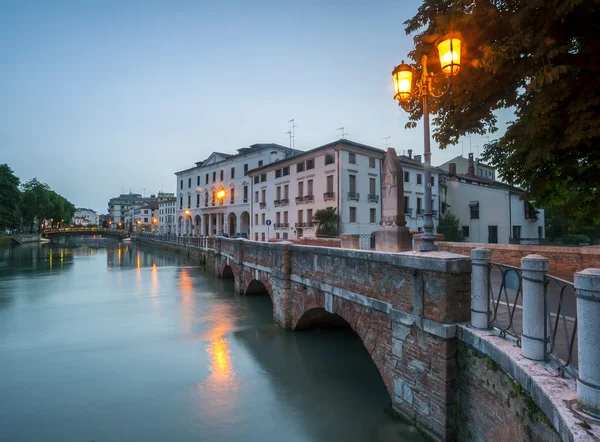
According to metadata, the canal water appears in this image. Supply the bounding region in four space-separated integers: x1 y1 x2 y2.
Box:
0 238 425 442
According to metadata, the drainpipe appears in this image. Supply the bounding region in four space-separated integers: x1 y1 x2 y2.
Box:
250 176 254 240
508 191 512 244
335 146 341 235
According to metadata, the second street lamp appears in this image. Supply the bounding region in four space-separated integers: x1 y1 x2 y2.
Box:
392 32 462 252
216 188 226 235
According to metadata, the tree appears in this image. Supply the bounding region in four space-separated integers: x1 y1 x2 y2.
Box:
436 212 464 242
404 1 600 228
0 164 21 231
313 208 340 237
19 178 51 232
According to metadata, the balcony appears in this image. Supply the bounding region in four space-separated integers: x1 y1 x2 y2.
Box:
274 223 289 229
294 222 304 227
432 210 438 217
259 202 266 209
368 194 379 203
274 199 281 206
348 192 360 201
243 198 248 203
303 194 314 203
417 209 424 216
324 191 335 200
280 198 289 205
295 196 305 204
404 208 413 216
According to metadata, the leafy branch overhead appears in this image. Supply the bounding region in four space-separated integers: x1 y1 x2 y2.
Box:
404 0 600 227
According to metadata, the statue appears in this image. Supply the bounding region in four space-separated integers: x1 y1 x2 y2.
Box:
375 148 412 252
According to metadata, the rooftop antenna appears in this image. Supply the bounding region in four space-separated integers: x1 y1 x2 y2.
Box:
285 130 292 149
469 135 472 153
381 136 391 149
288 119 296 150
337 126 347 139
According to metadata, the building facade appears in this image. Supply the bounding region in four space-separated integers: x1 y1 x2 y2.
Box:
438 154 497 180
174 144 299 237
158 198 176 235
108 193 147 227
71 208 98 226
443 158 545 244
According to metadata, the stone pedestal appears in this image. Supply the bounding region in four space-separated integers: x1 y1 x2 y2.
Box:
412 233 444 251
375 227 411 252
340 234 360 249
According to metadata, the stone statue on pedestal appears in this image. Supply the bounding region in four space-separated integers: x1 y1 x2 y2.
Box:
375 148 412 252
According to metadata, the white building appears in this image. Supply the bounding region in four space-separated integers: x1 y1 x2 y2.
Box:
174 143 299 237
158 198 176 235
439 154 497 180
108 193 147 227
443 156 545 244
132 202 159 233
72 208 98 226
247 139 390 241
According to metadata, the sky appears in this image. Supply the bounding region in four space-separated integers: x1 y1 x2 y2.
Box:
0 0 504 214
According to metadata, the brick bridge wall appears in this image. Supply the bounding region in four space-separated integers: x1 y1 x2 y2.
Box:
436 241 600 279
138 237 577 441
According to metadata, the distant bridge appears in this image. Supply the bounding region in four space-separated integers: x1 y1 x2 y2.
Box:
42 228 130 240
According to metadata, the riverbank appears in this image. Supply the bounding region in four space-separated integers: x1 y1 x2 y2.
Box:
0 235 12 248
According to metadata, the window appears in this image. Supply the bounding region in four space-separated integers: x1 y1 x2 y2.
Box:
283 232 288 239
297 210 303 223
326 175 334 193
478 168 483 177
306 159 315 170
275 169 282 178
349 175 356 193
284 185 289 199
230 188 235 204
283 211 288 223
180 180 183 190
349 207 357 222
469 201 480 219
325 154 334 165
349 152 356 164
254 176 259 184
369 157 375 168
404 196 410 213
213 172 216 182
197 176 200 186
370 208 376 223
144 210 148 214
369 178 376 195
431 176 435 186
276 186 281 200
298 181 304 197
196 194 200 207
219 170 223 181
462 226 470 237
243 186 248 202
231 167 235 179
212 191 215 206
297 162 305 173
187 195 191 207
258 160 263 167
244 164 248 175
417 197 422 214
144 217 148 223
404 171 410 183
205 192 209 207
307 209 313 225
255 191 259 203
276 233 280 239
283 166 290 176
255 214 258 225
205 174 209 184
307 179 313 196
513 225 522 241
417 174 422 185
261 189 266 203
276 212 281 224
261 213 265 225
261 173 266 182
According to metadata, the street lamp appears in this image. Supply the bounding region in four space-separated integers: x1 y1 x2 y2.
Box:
392 32 462 252
216 187 226 235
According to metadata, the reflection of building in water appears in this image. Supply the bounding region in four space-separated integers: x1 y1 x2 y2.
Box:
0 244 75 275
106 244 194 268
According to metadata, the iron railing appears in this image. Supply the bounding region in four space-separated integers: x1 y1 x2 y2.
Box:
544 275 578 378
488 263 523 343
324 192 335 200
348 192 360 200
368 194 379 202
303 195 314 202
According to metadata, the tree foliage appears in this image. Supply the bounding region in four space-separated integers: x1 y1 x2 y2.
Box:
436 211 464 242
313 208 340 237
0 164 21 231
404 0 600 227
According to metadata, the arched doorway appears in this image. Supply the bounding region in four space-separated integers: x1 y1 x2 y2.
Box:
177 216 183 236
228 212 237 236
194 215 201 236
222 265 234 279
240 211 250 237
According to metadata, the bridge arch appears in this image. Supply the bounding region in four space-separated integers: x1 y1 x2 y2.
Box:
221 264 234 279
245 278 273 301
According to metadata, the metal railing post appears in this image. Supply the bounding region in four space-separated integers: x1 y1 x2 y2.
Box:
471 248 492 329
521 254 549 361
575 268 600 417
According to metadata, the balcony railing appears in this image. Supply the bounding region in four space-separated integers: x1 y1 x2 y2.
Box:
274 223 289 229
294 222 304 227
432 210 438 217
259 202 266 209
274 199 281 206
417 209 424 216
295 196 304 203
324 192 335 200
368 194 379 202
280 198 289 205
404 208 413 215
348 192 360 201
303 195 314 203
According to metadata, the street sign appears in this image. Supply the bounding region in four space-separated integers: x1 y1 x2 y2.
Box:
266 219 272 226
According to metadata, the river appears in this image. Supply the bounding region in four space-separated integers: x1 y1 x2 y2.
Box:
0 238 425 442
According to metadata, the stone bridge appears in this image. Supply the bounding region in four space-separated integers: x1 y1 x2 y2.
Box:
139 236 599 442
43 228 130 240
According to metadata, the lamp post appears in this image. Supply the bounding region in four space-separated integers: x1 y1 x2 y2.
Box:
216 187 226 235
392 33 462 252
184 209 190 236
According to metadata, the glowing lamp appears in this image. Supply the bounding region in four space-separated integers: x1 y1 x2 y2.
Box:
437 33 462 76
216 188 225 201
392 62 413 102
185 209 190 215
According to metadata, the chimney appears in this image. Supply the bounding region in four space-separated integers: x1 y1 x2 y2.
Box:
414 154 422 163
468 153 475 176
449 162 456 177
408 149 413 159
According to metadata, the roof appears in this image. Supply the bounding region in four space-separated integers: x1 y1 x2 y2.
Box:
176 143 292 175
247 139 386 175
449 172 526 194
397 154 446 174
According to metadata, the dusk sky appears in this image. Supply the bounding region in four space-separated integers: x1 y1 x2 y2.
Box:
0 0 503 214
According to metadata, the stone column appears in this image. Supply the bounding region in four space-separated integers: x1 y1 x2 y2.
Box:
575 268 600 416
471 248 492 329
208 214 213 237
521 254 549 361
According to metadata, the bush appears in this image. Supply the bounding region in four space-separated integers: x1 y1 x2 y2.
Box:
560 233 590 245
437 212 464 242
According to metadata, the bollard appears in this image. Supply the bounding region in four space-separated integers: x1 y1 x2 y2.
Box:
471 248 492 329
521 254 549 361
575 268 600 417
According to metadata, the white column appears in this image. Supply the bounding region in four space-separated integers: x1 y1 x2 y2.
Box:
521 254 549 361
209 215 213 237
471 248 492 329
575 268 600 417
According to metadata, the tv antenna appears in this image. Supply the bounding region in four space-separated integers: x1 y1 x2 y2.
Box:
285 130 292 150
381 136 391 149
337 126 347 139
288 119 296 150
